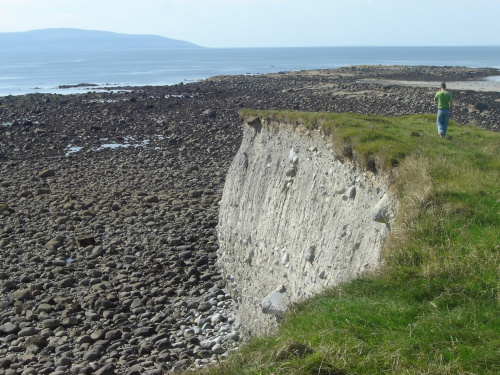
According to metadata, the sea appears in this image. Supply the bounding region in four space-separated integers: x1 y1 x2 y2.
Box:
1 46 500 97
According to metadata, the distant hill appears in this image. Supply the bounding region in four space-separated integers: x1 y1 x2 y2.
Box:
0 28 203 51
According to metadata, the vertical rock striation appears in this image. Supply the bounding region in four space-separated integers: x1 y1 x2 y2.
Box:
217 115 397 335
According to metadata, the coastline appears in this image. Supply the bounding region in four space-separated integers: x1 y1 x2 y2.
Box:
1 65 499 374
2 45 500 97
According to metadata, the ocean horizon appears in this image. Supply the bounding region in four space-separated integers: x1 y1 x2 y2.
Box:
1 46 500 96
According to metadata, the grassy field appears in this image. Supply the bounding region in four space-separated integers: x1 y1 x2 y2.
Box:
197 111 500 375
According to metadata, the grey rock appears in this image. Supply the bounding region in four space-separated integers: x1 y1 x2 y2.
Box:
1 280 17 290
188 190 203 198
39 168 56 178
371 193 391 223
58 277 76 287
37 303 53 313
261 287 288 318
130 298 143 309
304 245 315 263
42 319 62 329
203 109 217 118
104 329 122 341
198 301 212 312
55 357 72 367
210 313 223 324
83 349 101 361
134 326 155 337
0 322 19 334
18 326 37 337
75 335 93 345
212 344 226 354
45 238 63 250
475 101 488 111
95 364 116 375
345 186 356 199
70 366 89 374
200 339 216 349
75 236 96 247
0 356 15 369
12 289 33 301
126 365 144 375
144 195 158 203
285 167 296 177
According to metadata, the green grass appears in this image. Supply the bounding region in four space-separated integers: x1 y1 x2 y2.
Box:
197 110 500 375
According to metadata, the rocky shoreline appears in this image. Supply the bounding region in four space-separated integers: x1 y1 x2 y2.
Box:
1 66 500 375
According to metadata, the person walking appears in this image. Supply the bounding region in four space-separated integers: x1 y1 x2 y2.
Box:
434 82 453 138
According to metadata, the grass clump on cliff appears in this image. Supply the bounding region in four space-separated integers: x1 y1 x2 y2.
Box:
198 110 500 375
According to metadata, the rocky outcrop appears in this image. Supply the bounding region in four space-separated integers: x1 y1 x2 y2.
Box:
217 115 397 335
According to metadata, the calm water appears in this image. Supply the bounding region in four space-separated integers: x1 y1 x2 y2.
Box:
1 46 499 96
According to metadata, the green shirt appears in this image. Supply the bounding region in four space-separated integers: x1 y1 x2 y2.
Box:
434 90 452 109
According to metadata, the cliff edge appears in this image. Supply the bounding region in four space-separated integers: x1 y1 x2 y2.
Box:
217 113 398 335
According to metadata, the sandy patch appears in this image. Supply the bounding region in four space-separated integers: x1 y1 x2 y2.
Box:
357 78 500 92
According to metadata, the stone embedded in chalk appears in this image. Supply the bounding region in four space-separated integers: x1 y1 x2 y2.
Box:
347 186 356 199
371 193 391 223
328 167 335 180
281 253 289 265
335 187 346 195
262 286 288 317
343 186 356 200
244 249 254 264
285 167 297 177
304 246 315 263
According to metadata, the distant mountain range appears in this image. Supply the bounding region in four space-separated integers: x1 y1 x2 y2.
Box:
0 28 203 51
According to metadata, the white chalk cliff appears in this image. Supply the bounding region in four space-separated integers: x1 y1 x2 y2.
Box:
217 115 397 335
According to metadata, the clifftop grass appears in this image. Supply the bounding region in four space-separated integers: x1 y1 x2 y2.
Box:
199 110 500 375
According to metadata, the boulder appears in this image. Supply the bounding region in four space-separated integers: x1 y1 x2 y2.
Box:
76 236 96 247
475 102 488 111
38 168 56 178
202 109 217 119
261 285 288 318
371 193 392 224
0 322 19 334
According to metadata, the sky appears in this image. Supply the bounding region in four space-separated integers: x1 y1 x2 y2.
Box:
0 0 499 48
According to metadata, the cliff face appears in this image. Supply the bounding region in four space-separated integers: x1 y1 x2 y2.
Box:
217 115 397 335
